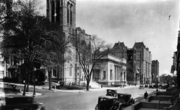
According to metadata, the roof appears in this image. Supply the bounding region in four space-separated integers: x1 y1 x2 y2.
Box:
117 93 131 96
100 54 127 65
133 42 146 48
99 96 116 99
112 42 127 50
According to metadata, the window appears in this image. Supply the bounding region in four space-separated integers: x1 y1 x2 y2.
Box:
103 71 106 80
51 1 54 22
53 68 57 77
110 70 112 80
67 3 69 24
70 5 73 25
70 64 72 76
56 1 60 22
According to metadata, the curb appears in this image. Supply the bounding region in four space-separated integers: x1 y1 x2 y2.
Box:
51 86 138 93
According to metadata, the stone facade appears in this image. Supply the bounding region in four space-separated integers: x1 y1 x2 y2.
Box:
171 51 177 74
111 42 127 59
151 60 159 83
47 0 78 84
93 54 127 85
126 48 140 85
133 42 152 84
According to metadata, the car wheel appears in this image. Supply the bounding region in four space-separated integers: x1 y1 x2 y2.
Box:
110 105 120 110
119 105 125 110
40 107 45 110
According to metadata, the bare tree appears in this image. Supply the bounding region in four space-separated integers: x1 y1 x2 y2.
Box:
76 35 111 91
1 0 69 95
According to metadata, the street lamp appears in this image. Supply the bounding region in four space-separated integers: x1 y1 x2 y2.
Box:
156 75 159 92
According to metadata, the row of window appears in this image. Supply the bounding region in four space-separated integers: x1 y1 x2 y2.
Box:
50 1 74 25
94 69 126 81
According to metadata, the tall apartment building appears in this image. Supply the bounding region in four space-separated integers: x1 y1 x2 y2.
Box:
151 60 159 83
133 42 152 84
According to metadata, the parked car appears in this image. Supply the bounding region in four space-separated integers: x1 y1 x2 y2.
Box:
95 96 120 110
139 85 144 89
106 89 118 97
105 89 135 109
0 95 45 110
117 93 135 107
160 84 168 89
144 84 148 88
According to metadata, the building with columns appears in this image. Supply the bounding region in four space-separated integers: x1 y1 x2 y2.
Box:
93 54 127 85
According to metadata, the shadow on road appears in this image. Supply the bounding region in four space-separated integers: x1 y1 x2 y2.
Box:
0 82 45 110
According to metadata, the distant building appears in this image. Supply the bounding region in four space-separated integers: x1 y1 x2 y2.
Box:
126 48 140 85
151 60 159 83
133 42 152 84
111 42 127 59
93 54 127 85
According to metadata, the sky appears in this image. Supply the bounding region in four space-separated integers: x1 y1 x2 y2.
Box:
40 0 180 75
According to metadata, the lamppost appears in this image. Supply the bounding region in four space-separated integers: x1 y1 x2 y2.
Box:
156 75 159 91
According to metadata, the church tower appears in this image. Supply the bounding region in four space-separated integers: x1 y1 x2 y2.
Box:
46 0 77 84
46 0 76 35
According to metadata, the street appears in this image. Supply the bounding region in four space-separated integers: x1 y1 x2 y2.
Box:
35 87 156 110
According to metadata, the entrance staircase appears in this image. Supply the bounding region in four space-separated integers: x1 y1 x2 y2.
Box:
89 80 101 89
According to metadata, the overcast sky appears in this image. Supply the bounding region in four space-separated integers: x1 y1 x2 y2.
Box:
40 0 180 75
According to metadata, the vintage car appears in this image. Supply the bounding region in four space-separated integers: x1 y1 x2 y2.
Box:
105 89 135 109
106 89 118 97
139 85 144 89
95 96 120 110
117 93 135 107
0 95 45 110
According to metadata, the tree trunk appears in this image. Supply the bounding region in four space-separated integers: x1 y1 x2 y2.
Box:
26 73 30 92
86 79 90 91
48 69 52 90
23 79 27 96
33 79 36 96
33 71 36 96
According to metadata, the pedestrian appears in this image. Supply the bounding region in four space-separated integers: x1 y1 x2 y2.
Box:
144 91 148 99
156 88 158 92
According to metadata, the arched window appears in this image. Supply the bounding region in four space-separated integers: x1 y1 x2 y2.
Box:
51 1 54 22
70 4 73 25
67 2 69 24
56 1 60 22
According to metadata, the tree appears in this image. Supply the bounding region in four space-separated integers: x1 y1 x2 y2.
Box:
75 35 110 91
159 74 177 85
0 0 8 25
1 0 68 95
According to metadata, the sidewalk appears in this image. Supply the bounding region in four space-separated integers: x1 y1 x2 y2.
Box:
0 81 139 94
51 85 138 93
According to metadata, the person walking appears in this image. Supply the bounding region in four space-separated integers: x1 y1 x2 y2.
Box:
144 91 148 99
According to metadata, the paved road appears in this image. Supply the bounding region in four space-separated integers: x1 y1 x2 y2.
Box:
35 87 156 110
